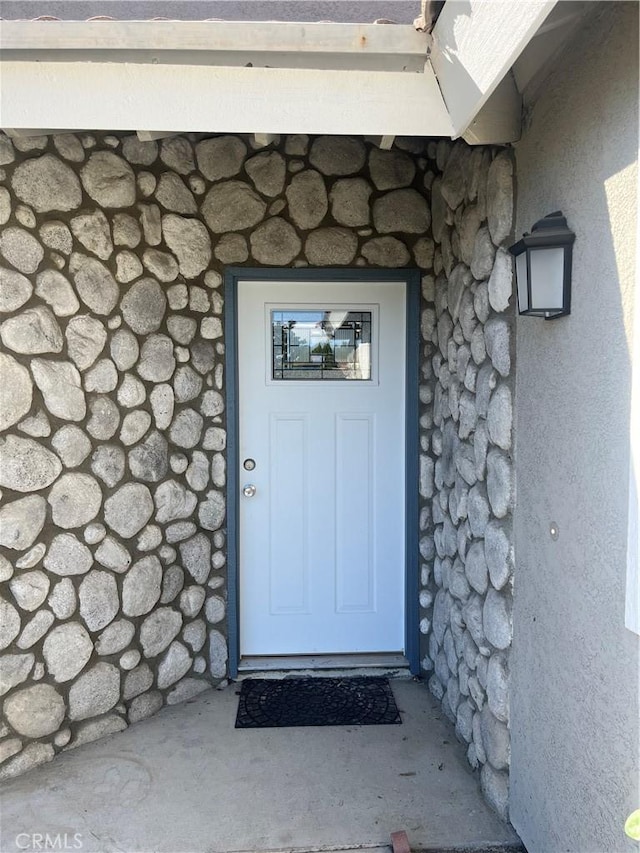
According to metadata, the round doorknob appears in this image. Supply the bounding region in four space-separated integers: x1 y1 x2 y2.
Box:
242 484 257 498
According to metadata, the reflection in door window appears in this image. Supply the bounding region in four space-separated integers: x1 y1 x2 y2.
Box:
271 310 372 380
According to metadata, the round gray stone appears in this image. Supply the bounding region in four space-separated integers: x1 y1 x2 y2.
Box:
35 269 79 317
155 173 197 214
0 597 21 649
0 653 34 696
464 540 489 595
209 630 227 678
122 135 158 165
31 358 86 421
213 233 249 264
44 533 93 576
48 578 77 620
12 154 82 212
110 328 139 371
486 151 513 246
140 607 182 658
81 152 135 207
0 353 32 431
487 247 513 313
361 237 410 267
137 334 176 382
65 315 107 372
84 358 118 393
150 384 174 430
113 213 141 248
95 535 131 573
285 170 328 230
246 151 286 197
70 210 113 260
202 181 266 234
179 533 211 584
10 570 50 612
154 479 197 523
196 135 246 181
53 133 84 163
183 618 206 652
96 619 135 655
0 268 33 313
373 189 430 234
104 483 154 538
162 214 211 278
68 663 120 721
487 384 512 451
250 217 301 265
486 450 512 519
329 178 371 227
43 622 92 682
309 136 366 176
161 564 185 603
51 424 91 468
169 408 203 449
121 278 167 335
484 520 512 591
119 410 152 446
305 227 357 265
198 491 225 531
0 435 62 492
47 472 102 529
122 555 162 617
179 586 206 618
174 365 203 402
157 641 192 689
69 253 119 315
40 221 73 255
369 148 415 190
87 394 120 440
161 137 195 174
142 249 179 283
79 570 119 632
167 315 197 346
128 430 168 483
484 318 511 378
0 305 63 355
0 495 46 550
4 684 65 737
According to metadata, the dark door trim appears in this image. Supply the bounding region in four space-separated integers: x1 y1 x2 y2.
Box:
224 267 421 677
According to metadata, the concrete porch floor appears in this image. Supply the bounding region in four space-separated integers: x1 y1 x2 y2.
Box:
0 678 522 853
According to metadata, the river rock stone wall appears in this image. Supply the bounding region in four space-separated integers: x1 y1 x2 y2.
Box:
0 130 514 812
418 142 515 819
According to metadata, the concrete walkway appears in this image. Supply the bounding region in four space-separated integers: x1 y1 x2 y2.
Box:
0 678 522 853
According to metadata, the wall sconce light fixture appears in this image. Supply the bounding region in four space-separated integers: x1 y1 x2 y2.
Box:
508 211 576 319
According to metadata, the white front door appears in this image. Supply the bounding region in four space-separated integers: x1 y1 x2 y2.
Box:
237 278 406 657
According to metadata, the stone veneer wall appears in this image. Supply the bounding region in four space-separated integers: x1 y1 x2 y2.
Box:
418 143 515 819
0 130 514 805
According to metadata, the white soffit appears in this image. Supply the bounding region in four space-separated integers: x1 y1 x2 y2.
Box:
0 20 454 136
430 0 558 138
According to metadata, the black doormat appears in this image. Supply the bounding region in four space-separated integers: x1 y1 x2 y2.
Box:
235 676 402 728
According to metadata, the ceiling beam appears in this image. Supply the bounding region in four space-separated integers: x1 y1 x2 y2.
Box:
0 61 454 137
0 20 430 56
429 0 557 138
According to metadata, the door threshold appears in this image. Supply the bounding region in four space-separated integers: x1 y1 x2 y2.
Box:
237 652 410 677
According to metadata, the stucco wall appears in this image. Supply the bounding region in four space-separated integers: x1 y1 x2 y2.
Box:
510 3 640 851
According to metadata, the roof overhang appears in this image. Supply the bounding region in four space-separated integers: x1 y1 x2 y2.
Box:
0 4 563 143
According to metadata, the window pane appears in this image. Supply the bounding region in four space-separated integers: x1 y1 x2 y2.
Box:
271 309 372 380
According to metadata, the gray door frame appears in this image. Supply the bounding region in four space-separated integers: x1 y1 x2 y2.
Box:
224 267 421 677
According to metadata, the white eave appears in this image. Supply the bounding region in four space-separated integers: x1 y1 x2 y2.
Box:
0 5 570 142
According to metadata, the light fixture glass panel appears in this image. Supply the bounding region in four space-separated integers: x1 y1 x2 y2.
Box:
515 252 529 313
271 309 372 380
529 247 565 311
